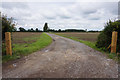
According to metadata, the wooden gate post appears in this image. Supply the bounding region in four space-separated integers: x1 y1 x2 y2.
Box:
5 32 12 56
111 31 117 53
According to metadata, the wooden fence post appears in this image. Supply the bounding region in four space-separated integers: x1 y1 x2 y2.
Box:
5 32 12 56
111 31 117 53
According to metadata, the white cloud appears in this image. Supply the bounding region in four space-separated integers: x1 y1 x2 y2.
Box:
1 1 118 31
2 0 119 2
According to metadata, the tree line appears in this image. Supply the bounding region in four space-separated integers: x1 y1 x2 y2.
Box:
13 22 99 32
47 29 99 32
42 23 99 32
1 13 99 40
18 27 42 32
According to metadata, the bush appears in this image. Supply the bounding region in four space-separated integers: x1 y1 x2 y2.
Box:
96 20 120 53
1 14 16 40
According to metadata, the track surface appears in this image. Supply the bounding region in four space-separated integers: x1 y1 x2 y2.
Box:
3 33 118 78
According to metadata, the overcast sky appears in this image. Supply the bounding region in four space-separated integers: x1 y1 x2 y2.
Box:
1 0 119 31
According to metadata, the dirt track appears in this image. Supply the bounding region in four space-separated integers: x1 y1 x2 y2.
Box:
2 33 118 78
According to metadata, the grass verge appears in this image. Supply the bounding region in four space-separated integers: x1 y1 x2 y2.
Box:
2 33 52 63
55 34 118 62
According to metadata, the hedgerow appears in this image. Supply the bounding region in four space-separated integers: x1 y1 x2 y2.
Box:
96 20 120 53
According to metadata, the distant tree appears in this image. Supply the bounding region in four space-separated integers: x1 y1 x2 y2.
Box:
30 28 34 32
58 29 61 32
36 28 39 32
43 23 49 32
48 29 55 32
65 29 86 32
19 27 26 32
88 30 99 32
28 29 31 32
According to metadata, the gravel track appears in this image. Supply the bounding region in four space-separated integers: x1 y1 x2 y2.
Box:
2 33 118 78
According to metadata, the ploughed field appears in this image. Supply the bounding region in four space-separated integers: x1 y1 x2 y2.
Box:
12 32 42 44
55 32 100 42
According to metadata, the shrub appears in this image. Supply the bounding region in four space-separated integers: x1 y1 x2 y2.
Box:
96 20 120 53
1 13 16 40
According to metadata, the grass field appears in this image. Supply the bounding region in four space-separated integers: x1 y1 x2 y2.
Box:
2 32 52 63
54 32 99 50
55 32 100 42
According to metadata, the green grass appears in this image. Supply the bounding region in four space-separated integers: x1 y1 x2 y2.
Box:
2 33 52 63
54 32 99 42
55 34 118 61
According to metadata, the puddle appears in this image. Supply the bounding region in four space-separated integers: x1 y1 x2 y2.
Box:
45 50 49 52
13 64 17 67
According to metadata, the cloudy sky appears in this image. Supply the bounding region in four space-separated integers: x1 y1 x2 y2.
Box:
1 0 119 31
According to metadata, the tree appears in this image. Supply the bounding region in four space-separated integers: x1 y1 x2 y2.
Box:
12 27 17 32
2 13 16 40
36 28 39 32
28 29 31 32
19 27 26 32
65 29 86 32
96 20 120 53
43 23 49 32
58 29 61 32
30 28 34 32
